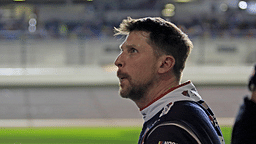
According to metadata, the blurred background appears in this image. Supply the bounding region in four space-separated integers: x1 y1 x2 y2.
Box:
0 0 255 127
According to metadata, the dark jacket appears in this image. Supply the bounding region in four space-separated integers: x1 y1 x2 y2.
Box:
232 97 256 144
138 81 224 144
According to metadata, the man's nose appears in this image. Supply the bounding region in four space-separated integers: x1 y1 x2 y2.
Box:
114 53 124 68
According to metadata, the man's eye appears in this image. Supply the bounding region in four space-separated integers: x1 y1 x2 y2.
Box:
130 48 138 53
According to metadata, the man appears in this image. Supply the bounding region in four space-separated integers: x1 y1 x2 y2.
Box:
232 64 256 144
114 17 224 144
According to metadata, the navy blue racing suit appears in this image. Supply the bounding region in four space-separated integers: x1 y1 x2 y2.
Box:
138 81 224 144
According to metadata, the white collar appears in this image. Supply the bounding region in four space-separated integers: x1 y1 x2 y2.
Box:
140 81 202 122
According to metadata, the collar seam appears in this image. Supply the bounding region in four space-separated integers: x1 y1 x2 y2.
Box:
140 81 191 111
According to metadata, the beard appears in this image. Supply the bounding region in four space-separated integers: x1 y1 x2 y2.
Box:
119 76 154 101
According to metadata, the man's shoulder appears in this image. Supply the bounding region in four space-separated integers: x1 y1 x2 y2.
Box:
162 100 208 120
163 101 216 131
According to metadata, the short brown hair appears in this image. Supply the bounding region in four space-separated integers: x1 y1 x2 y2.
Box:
114 17 193 81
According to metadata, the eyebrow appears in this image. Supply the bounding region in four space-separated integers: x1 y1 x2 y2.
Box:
120 44 137 50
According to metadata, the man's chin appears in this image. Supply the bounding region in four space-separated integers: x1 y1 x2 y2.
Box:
119 88 130 99
119 87 144 101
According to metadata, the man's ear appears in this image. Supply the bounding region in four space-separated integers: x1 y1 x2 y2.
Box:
158 55 175 74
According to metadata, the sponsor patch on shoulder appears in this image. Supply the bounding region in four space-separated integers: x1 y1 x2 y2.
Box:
182 90 189 97
158 141 178 144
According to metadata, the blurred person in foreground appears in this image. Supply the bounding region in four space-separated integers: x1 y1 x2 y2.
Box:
114 17 224 144
232 64 256 144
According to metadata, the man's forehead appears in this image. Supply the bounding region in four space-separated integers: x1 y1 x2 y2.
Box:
130 31 150 39
120 31 150 47
140 31 150 38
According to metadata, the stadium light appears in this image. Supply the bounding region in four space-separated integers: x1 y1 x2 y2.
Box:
28 26 36 33
29 18 37 26
28 18 37 33
238 1 248 10
162 3 175 17
220 3 228 12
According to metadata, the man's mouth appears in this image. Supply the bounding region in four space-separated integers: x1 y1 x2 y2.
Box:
117 71 129 82
120 77 128 81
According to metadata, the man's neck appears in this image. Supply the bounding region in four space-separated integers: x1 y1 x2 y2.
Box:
134 77 179 110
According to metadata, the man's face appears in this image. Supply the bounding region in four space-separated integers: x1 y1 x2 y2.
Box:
114 31 158 101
